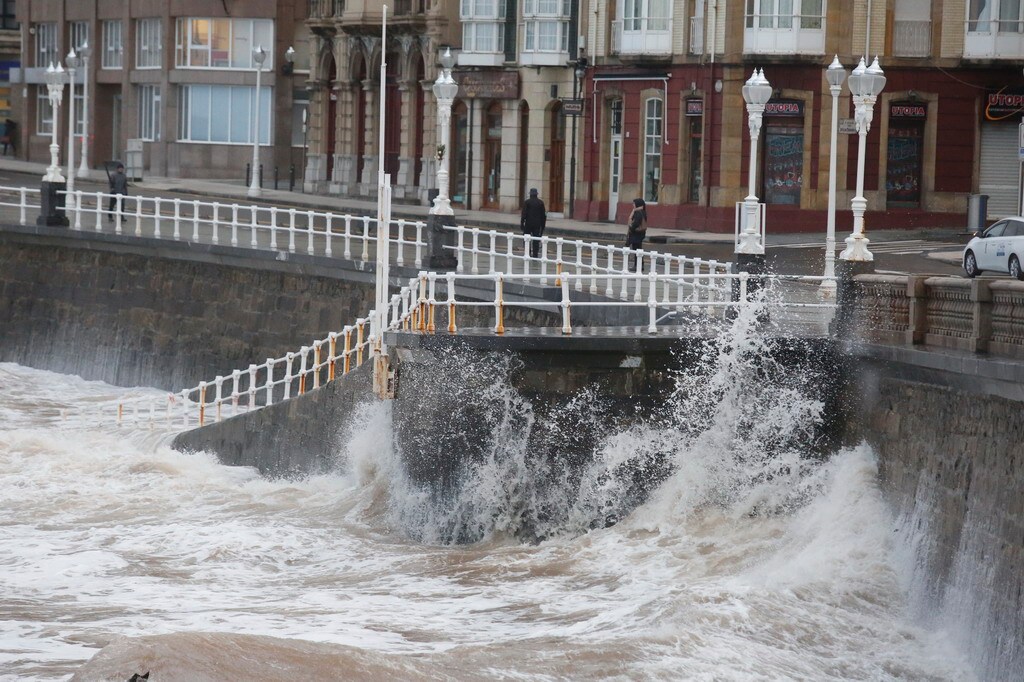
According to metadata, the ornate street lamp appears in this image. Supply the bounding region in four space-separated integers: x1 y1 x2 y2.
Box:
840 56 886 262
430 46 458 216
820 55 848 298
736 67 772 256
76 41 91 179
568 56 588 220
65 48 79 208
247 45 268 199
42 63 66 184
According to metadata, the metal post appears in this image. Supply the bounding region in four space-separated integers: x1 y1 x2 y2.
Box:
77 43 91 178
247 46 267 198
820 56 847 299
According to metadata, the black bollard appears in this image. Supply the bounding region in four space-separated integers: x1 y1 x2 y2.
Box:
274 165 279 190
245 163 251 187
258 164 263 188
37 180 69 227
289 164 295 192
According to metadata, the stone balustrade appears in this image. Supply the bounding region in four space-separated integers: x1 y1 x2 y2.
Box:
850 274 1024 358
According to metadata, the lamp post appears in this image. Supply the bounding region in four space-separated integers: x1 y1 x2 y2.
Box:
65 49 79 209
430 46 458 216
76 41 91 179
840 56 886 262
568 56 587 220
247 45 267 199
819 56 847 298
42 63 65 183
736 67 772 258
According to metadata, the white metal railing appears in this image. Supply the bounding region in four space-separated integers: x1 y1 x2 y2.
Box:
893 20 931 57
57 189 427 267
690 16 705 54
0 185 41 225
444 224 734 301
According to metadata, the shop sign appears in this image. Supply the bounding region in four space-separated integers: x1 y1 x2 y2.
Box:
764 100 803 117
562 98 584 115
453 70 520 99
839 118 857 134
890 102 926 118
984 87 1024 121
685 98 703 116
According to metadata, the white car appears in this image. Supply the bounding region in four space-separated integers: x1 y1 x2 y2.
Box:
963 217 1024 279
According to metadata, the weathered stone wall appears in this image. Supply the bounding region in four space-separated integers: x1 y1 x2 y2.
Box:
0 231 377 391
855 353 1024 680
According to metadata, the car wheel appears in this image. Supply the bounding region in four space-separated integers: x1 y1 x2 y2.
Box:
964 251 980 278
1011 255 1024 281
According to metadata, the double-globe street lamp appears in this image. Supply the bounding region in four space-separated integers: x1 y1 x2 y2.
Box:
430 46 458 216
840 56 886 262
247 45 268 199
65 48 78 210
568 56 588 220
42 63 66 184
737 68 772 262
819 56 848 299
77 41 91 179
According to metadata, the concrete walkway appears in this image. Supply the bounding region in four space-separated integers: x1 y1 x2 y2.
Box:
0 157 969 250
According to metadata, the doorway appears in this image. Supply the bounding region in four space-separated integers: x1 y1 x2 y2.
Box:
518 101 529 203
608 98 622 221
111 94 122 162
482 101 502 208
548 102 565 213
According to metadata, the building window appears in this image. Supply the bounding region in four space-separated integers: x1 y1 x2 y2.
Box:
461 0 506 53
744 0 826 53
34 23 58 67
73 87 84 135
0 0 18 31
68 21 89 52
102 21 124 69
136 18 162 68
36 87 53 135
969 0 1024 31
643 98 662 203
139 85 161 141
178 84 271 144
291 90 308 147
522 0 570 52
174 18 275 69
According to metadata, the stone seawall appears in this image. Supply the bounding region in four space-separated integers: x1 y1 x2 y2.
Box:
855 348 1024 680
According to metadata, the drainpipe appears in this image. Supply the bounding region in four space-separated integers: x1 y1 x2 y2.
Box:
865 0 871 56
708 0 717 64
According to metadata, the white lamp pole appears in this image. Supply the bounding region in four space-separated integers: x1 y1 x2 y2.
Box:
42 63 66 183
65 49 79 208
820 56 847 298
77 41 91 179
430 46 458 216
247 45 267 199
737 68 772 255
841 56 886 262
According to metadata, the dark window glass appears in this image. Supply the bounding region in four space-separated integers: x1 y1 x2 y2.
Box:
985 222 1006 238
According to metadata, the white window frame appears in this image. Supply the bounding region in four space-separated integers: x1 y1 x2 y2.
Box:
138 85 161 141
291 93 309 147
743 0 826 54
969 0 1024 32
34 23 57 67
68 20 89 52
102 20 124 69
174 18 275 70
36 87 53 135
461 0 506 55
136 18 162 69
521 0 570 55
643 97 663 204
178 84 272 145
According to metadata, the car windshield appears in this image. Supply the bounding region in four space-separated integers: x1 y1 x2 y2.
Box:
984 222 1006 238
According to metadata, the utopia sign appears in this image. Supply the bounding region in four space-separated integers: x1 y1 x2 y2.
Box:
453 70 520 99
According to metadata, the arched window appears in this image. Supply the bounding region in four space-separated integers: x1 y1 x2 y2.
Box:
643 97 663 203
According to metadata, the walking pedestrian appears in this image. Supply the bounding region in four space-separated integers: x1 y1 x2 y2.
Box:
521 188 546 258
625 198 647 271
107 163 129 223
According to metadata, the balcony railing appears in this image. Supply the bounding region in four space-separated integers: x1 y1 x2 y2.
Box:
393 0 426 15
893 20 931 57
610 17 673 56
690 16 704 54
964 19 1024 58
308 0 343 19
743 14 826 55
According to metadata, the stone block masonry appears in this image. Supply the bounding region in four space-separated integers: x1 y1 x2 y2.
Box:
0 227 377 391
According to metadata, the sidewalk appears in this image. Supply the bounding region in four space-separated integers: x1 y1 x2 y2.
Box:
0 157 966 247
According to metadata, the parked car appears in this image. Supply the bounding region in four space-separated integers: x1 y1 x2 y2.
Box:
963 216 1024 279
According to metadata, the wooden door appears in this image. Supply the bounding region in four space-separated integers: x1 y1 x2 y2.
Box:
548 103 565 212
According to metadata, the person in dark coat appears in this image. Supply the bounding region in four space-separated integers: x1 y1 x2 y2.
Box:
108 163 128 223
625 197 648 271
521 187 547 258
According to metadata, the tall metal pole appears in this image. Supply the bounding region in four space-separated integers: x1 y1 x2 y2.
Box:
841 57 884 262
373 5 393 398
247 47 266 198
568 64 579 219
65 49 78 209
819 56 846 299
77 43 91 178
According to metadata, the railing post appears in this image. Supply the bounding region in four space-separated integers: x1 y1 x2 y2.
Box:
231 369 241 416
198 381 207 427
284 352 294 399
134 196 142 236
312 341 321 389
447 271 457 333
247 364 258 410
456 227 466 273
634 251 645 302
214 376 224 422
494 273 505 334
18 187 26 225
540 237 549 285
574 240 584 292
94 191 102 232
471 227 480 274
74 190 83 230
343 327 352 375
619 248 630 300
325 214 334 257
307 210 315 255
605 246 615 297
427 273 437 333
211 203 220 244
488 229 497 274
250 206 259 248
192 200 201 241
297 346 308 395
153 197 162 239
172 198 181 240
560 277 572 335
414 221 423 267
265 358 274 405
343 214 353 259
270 206 279 249
396 219 406 266
647 268 658 333
361 216 370 261
328 332 337 381
231 204 239 247
114 195 123 234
